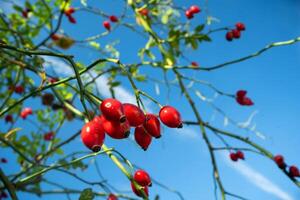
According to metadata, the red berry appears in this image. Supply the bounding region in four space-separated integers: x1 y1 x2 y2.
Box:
102 116 130 139
236 22 246 31
236 90 247 98
48 77 59 83
134 170 152 187
134 126 152 151
185 10 194 19
191 61 199 67
289 166 300 177
226 31 234 41
5 115 13 123
143 114 161 138
109 15 118 22
42 93 54 106
14 85 24 94
189 5 201 14
1 158 7 163
232 29 241 39
230 153 238 161
20 107 33 119
274 155 286 169
235 90 254 106
81 120 105 152
236 151 245 160
67 15 76 24
131 182 149 197
22 10 28 18
159 106 182 128
44 132 54 141
65 7 75 16
100 98 125 122
123 103 145 127
51 34 60 41
107 193 118 200
139 8 149 17
103 21 111 31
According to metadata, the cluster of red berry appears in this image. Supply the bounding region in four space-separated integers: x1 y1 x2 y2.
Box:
230 150 245 162
185 5 201 19
103 15 119 31
235 90 254 106
226 22 246 41
81 98 182 152
274 155 300 178
64 7 76 24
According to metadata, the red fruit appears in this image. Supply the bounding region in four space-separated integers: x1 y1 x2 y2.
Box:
20 107 33 119
236 151 245 160
226 31 234 41
42 93 54 106
103 21 111 31
236 90 247 98
143 114 161 138
139 8 149 17
235 22 246 31
102 116 130 139
107 193 118 200
14 85 24 94
230 153 238 161
185 10 194 19
134 170 152 187
51 34 60 41
81 121 105 152
289 166 300 177
232 29 241 39
274 155 286 169
44 132 54 141
109 15 118 22
65 7 75 16
159 106 182 128
1 158 7 163
100 98 125 122
190 5 201 14
5 115 13 123
67 15 76 24
123 103 145 127
191 61 199 67
48 77 59 83
131 182 149 197
134 126 152 151
236 90 254 106
22 10 28 18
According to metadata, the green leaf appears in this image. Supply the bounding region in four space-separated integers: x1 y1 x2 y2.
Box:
79 188 95 200
195 24 205 33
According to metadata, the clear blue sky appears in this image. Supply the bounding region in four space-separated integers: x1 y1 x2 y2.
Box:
1 0 300 199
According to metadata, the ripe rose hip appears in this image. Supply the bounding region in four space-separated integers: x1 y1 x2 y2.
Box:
236 22 246 31
44 132 54 141
191 61 199 68
42 93 54 106
107 193 118 200
51 34 60 41
189 5 201 14
14 85 24 94
139 8 149 17
274 155 286 169
102 116 130 139
81 120 105 152
159 106 182 128
48 77 59 83
230 152 238 161
134 126 152 151
134 170 152 187
131 182 149 197
64 7 75 16
100 98 125 122
143 114 161 138
232 29 241 39
103 21 111 31
236 90 247 98
67 15 76 24
289 166 300 177
235 90 254 106
226 31 234 41
185 10 194 19
123 103 145 127
236 151 245 160
20 107 33 119
109 15 118 22
5 115 13 123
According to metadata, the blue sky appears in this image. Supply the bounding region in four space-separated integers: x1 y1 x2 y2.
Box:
1 0 300 199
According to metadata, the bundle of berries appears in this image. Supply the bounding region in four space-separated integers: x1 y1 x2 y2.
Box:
274 155 300 178
103 15 119 31
81 98 182 152
229 150 245 162
226 22 246 41
185 5 201 19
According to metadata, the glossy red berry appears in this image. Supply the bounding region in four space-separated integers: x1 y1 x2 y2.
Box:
134 126 152 151
48 77 59 83
44 132 54 141
232 29 241 39
191 61 199 67
107 193 118 200
189 5 201 14
143 114 161 138
236 151 245 160
81 120 105 152
123 103 145 127
185 10 194 19
67 15 76 24
103 21 111 31
65 7 75 16
139 8 149 17
5 115 13 123
274 155 286 169
102 116 130 139
235 22 246 31
100 98 125 122
14 85 24 94
42 93 54 106
226 31 234 41
236 90 247 98
20 107 33 119
51 34 60 41
230 153 238 162
289 166 300 177
109 15 118 22
134 170 152 187
236 90 254 106
159 106 182 128
131 182 149 197
1 158 7 163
